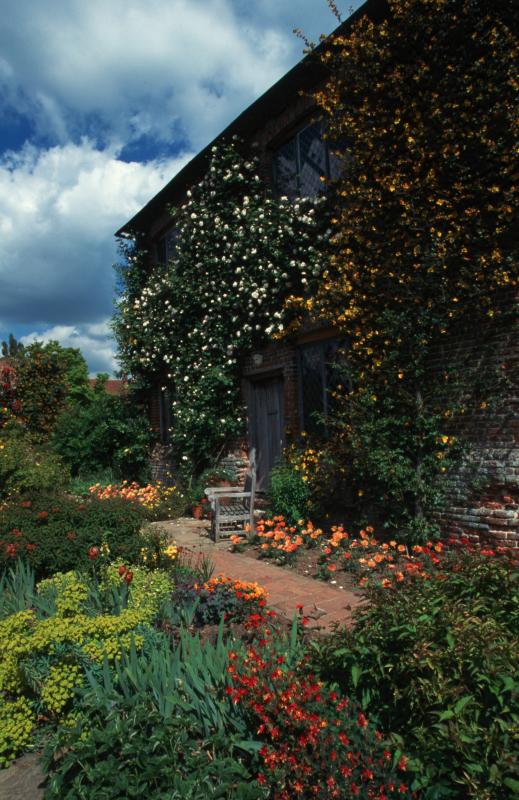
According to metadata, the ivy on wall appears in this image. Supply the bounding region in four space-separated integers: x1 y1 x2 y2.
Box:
114 141 327 473
284 0 519 539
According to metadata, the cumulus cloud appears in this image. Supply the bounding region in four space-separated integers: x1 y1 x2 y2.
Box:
20 321 118 377
0 140 193 334
0 0 312 150
0 0 361 374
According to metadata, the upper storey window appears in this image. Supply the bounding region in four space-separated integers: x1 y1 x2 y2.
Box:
156 228 178 266
272 122 342 199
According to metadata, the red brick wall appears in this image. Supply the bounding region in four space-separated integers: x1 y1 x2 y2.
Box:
433 306 519 549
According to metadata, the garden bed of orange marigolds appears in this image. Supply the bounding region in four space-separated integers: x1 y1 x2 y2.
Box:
88 480 188 519
230 516 519 592
89 480 163 507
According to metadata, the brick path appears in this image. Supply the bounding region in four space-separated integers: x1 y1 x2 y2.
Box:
156 518 363 630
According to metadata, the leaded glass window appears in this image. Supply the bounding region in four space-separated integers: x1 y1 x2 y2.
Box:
273 122 340 199
156 228 178 266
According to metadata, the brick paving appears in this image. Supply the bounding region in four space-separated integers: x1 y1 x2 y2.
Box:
155 518 363 629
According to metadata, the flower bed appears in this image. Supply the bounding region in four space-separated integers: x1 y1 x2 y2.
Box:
88 480 189 520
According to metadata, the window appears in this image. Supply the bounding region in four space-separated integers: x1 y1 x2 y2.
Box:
156 228 178 266
273 122 342 199
158 388 171 445
298 339 346 436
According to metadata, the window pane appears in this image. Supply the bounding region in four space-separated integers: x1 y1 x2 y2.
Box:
273 137 298 199
298 123 327 198
156 228 178 265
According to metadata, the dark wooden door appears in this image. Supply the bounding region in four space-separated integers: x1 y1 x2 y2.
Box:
250 377 284 491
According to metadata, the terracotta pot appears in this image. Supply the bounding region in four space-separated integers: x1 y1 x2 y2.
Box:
192 504 203 519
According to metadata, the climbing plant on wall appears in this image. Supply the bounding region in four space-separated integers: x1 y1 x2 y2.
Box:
284 0 519 540
114 140 327 473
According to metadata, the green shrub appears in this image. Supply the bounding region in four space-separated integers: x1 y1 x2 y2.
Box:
43 704 262 800
0 423 70 502
52 382 151 483
0 494 144 577
311 546 519 799
0 564 171 766
267 461 309 526
42 623 263 798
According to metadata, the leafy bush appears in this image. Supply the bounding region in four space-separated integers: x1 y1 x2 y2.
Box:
43 704 262 800
228 614 413 800
0 494 144 577
52 380 152 482
268 461 309 526
171 574 267 627
0 423 70 502
311 545 519 799
0 564 171 766
42 624 264 799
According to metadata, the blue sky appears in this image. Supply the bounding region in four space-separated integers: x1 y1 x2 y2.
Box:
0 0 361 375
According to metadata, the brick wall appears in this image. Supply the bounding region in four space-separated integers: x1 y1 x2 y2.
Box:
432 305 519 549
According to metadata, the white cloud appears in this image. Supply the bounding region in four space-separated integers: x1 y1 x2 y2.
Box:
20 321 118 377
0 0 314 150
0 139 193 341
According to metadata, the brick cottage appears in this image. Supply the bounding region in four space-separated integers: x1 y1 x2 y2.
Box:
116 0 519 548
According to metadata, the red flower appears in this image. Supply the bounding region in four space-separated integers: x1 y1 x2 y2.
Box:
26 543 36 552
88 546 100 560
6 543 17 557
20 500 31 508
11 528 23 538
118 564 127 575
37 511 48 521
123 570 134 584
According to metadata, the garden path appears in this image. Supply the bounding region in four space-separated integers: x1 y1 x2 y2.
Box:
156 518 364 630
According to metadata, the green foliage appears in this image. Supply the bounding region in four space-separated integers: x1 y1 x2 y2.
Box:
0 494 144 577
52 380 151 482
268 461 310 525
42 623 263 798
311 547 519 798
1 333 24 359
0 564 171 766
14 341 71 439
0 422 70 502
43 704 262 800
286 0 519 538
114 140 326 473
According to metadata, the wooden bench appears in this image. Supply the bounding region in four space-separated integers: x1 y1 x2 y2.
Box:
204 450 256 542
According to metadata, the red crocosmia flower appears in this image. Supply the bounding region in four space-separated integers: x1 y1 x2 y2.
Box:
20 500 31 508
37 511 49 521
88 546 100 560
118 564 127 575
6 543 17 557
11 528 23 537
296 603 304 611
357 711 368 728
123 570 134 584
398 756 407 771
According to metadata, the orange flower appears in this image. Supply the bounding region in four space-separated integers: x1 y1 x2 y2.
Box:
327 563 337 572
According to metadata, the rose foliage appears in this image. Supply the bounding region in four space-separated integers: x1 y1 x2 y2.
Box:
114 141 326 473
